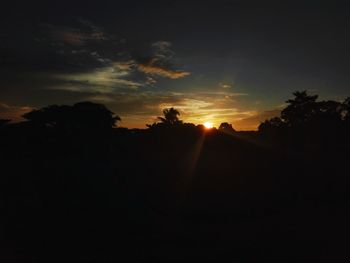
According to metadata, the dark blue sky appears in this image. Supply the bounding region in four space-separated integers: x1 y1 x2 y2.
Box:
1 0 350 129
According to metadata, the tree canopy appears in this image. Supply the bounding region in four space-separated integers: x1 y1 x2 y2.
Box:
22 102 121 131
259 90 350 138
157 108 182 126
219 122 235 133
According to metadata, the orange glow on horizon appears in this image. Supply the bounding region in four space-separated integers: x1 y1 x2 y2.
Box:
203 122 214 129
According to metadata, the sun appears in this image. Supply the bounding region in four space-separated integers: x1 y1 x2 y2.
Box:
203 122 213 129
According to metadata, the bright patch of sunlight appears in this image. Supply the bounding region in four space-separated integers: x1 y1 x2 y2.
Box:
204 122 213 129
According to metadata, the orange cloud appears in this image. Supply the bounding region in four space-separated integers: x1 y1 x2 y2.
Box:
137 59 190 79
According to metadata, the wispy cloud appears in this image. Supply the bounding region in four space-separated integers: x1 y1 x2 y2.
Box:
157 96 255 126
152 41 174 61
52 61 142 92
220 83 232 89
136 41 190 80
47 30 190 85
47 19 108 46
137 58 190 79
51 28 107 46
81 91 250 128
50 39 191 92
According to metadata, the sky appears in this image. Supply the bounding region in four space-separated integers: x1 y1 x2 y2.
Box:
1 0 350 130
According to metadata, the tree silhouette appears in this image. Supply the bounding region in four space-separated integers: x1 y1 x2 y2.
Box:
72 102 121 129
258 91 349 146
342 97 350 122
22 105 72 128
315 100 343 126
258 117 285 134
281 91 318 127
219 122 235 133
22 102 120 131
280 91 344 128
157 108 182 126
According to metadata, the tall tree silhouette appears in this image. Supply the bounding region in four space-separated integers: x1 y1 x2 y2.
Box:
281 91 318 127
157 108 182 126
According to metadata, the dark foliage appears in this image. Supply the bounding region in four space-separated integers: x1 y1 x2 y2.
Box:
259 91 350 152
218 122 236 134
147 107 183 129
22 102 121 132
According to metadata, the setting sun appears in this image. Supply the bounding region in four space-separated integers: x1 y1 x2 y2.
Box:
204 122 213 129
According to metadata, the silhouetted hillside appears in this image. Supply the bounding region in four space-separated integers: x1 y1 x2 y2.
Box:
1 93 350 262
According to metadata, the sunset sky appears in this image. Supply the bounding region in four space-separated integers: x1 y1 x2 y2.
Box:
1 1 350 130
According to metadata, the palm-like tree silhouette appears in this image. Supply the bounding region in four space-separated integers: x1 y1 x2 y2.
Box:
157 108 182 126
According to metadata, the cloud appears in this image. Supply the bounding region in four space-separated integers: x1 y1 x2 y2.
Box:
0 102 33 121
157 96 255 126
38 26 190 83
52 61 143 92
220 83 232 89
137 58 190 79
152 41 172 50
152 41 174 61
232 109 281 131
49 32 190 88
102 91 251 128
51 28 107 46
46 20 108 46
135 41 190 79
48 45 190 93
146 76 157 86
89 51 112 65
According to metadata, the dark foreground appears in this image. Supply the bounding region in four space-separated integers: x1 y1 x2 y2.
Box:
1 123 349 263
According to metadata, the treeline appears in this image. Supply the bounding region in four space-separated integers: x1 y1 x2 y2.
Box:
258 91 350 154
1 90 350 154
260 91 350 132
